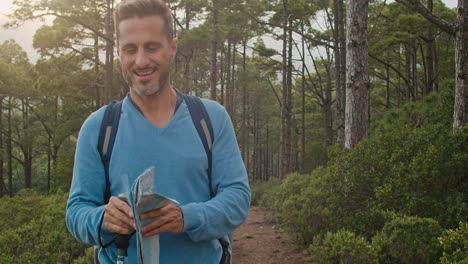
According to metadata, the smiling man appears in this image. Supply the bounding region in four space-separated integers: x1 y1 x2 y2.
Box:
65 0 251 263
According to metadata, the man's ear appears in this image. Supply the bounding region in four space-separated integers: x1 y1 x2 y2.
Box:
171 37 178 57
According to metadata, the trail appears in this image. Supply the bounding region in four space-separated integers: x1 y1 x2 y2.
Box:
232 206 311 264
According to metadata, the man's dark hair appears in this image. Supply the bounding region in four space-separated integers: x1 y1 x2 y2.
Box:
113 0 174 43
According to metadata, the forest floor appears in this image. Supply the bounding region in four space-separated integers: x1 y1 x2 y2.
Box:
232 206 311 264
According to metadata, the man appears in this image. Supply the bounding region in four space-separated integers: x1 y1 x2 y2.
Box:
65 0 251 263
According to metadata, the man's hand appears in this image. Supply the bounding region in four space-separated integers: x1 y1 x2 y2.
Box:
104 196 135 235
140 203 184 237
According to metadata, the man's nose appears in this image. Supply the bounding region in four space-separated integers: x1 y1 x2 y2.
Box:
135 50 149 68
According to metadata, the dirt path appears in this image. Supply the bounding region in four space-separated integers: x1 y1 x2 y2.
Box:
232 206 311 264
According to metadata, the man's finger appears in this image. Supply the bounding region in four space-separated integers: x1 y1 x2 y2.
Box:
105 221 134 235
140 203 178 220
109 196 133 218
140 207 184 236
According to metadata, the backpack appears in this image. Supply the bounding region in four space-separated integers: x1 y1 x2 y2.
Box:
96 93 230 264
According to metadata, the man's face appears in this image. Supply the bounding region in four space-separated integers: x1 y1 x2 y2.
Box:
117 16 177 97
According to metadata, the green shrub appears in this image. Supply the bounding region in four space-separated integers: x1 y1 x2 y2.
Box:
310 229 376 264
250 179 281 208
0 191 88 263
323 143 390 238
372 214 443 263
439 221 468 264
73 246 95 264
373 127 468 229
273 169 331 245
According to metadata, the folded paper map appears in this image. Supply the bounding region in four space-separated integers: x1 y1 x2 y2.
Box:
124 166 179 264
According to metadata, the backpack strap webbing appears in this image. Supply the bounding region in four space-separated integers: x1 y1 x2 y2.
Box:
182 94 216 198
97 100 123 204
181 94 230 263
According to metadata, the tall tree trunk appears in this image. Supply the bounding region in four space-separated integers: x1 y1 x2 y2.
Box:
287 17 293 172
184 51 193 93
225 41 232 114
405 43 412 102
104 0 114 103
345 0 369 149
385 62 391 108
220 44 225 104
94 34 101 108
230 42 237 124
324 48 334 148
210 0 218 100
246 103 251 176
397 45 402 106
301 22 306 171
280 0 291 177
242 41 247 162
184 5 192 94
7 97 12 196
47 135 51 194
334 0 346 146
454 0 468 131
425 0 434 96
22 98 32 189
253 102 258 180
412 43 418 100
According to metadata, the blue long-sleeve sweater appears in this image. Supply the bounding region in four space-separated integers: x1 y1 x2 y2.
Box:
66 96 251 263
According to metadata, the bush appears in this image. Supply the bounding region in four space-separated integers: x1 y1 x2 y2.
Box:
310 229 376 264
324 143 390 238
273 169 331 245
439 221 468 263
373 127 468 229
250 179 281 208
372 214 443 263
0 191 88 263
73 246 95 264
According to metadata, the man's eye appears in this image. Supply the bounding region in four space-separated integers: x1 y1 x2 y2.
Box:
124 48 137 54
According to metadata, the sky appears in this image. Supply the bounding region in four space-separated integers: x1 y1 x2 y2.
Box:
0 0 459 64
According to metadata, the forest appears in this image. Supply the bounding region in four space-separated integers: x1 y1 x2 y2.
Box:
0 0 467 262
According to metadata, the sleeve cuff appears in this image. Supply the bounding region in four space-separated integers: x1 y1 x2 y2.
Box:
180 203 202 232
98 206 115 245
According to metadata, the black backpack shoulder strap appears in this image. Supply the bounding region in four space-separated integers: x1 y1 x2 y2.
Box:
182 94 216 198
182 94 230 263
97 100 123 204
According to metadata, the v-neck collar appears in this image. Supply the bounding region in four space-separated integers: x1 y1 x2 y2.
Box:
127 92 182 116
125 92 184 131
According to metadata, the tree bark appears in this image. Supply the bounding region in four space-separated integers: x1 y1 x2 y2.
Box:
424 0 434 96
280 0 291 177
225 41 232 114
104 0 114 103
230 42 237 124
334 0 346 146
210 0 218 100
242 41 247 162
301 22 306 171
94 34 101 108
22 98 32 189
324 48 334 148
287 16 293 172
344 0 369 149
7 97 12 196
220 44 225 104
454 0 468 131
